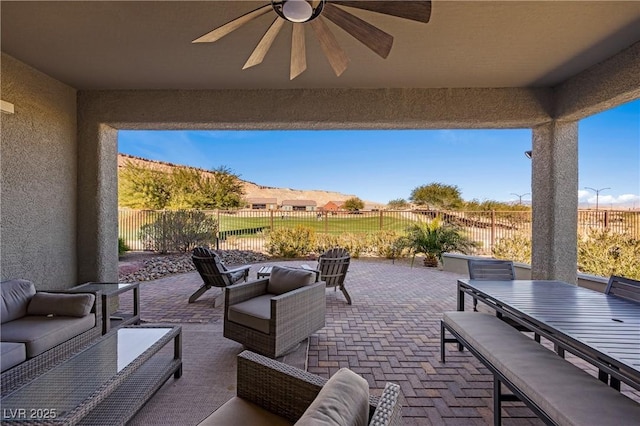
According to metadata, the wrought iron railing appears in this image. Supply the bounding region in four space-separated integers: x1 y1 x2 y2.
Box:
118 208 639 255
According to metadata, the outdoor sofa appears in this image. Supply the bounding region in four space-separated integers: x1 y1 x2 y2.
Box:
1 279 102 394
199 350 403 426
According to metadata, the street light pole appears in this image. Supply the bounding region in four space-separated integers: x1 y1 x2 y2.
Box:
584 187 610 211
510 192 531 205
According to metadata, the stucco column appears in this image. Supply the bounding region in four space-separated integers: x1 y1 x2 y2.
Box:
531 120 578 284
76 116 119 283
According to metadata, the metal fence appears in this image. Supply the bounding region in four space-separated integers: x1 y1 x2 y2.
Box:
118 208 640 255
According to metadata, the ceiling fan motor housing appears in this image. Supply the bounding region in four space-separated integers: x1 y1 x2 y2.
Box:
272 0 326 23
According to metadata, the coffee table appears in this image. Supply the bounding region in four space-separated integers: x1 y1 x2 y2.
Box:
0 325 182 425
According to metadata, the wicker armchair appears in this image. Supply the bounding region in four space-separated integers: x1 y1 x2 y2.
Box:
190 247 251 305
199 350 403 426
224 266 326 358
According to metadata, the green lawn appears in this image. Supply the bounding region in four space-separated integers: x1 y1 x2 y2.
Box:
218 212 416 234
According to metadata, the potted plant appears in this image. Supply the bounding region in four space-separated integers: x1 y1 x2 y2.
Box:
403 218 476 267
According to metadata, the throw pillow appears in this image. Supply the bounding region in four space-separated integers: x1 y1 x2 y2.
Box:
295 368 370 426
267 266 314 295
27 292 95 317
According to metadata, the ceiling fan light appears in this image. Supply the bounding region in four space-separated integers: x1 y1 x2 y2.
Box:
283 0 313 23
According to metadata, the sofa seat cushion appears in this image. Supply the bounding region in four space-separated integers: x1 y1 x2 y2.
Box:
198 396 292 426
1 342 27 372
1 314 95 358
1 279 36 324
267 266 315 295
295 368 370 426
228 294 273 334
28 292 95 317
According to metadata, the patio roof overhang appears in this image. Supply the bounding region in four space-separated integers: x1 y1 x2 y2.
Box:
1 1 639 286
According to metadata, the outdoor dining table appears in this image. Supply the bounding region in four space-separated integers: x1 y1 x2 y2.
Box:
457 279 640 392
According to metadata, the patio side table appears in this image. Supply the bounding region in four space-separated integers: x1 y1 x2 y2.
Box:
70 282 140 334
257 266 273 279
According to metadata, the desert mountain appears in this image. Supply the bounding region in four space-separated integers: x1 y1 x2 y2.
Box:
118 154 383 208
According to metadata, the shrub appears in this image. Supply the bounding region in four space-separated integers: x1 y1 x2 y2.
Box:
368 230 408 259
492 233 532 264
138 210 218 253
314 233 341 254
265 226 316 258
118 237 130 257
578 229 640 279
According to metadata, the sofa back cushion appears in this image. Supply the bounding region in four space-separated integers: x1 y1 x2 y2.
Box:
1 279 36 324
267 266 315 295
295 368 370 426
27 292 95 317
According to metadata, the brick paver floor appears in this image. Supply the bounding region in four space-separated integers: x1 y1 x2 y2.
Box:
129 258 640 425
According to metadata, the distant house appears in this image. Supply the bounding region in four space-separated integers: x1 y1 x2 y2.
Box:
281 200 317 211
247 198 278 210
322 201 345 212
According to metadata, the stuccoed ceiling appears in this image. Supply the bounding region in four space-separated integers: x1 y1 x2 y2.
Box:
2 1 640 90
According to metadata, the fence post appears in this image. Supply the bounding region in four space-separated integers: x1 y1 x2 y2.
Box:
324 211 328 234
379 210 384 230
270 209 274 231
604 210 609 229
490 210 496 252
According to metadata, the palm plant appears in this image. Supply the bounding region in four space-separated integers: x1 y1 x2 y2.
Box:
403 218 476 267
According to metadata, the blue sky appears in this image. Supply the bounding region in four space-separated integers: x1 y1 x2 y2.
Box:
118 100 639 207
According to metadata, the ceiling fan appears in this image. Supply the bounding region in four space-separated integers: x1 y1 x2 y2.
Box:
193 0 432 80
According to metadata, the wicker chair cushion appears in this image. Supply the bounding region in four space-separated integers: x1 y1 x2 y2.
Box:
1 315 96 358
228 294 273 334
267 266 315 295
0 342 26 372
1 279 36 324
295 368 370 426
198 396 292 426
27 292 95 317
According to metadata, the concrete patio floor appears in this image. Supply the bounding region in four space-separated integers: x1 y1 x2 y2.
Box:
127 258 640 425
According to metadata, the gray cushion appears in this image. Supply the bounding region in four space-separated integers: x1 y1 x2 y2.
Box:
1 314 96 358
443 312 640 426
27 292 95 317
295 368 370 426
1 279 36 324
1 342 26 372
198 396 292 426
267 266 314 295
228 294 272 334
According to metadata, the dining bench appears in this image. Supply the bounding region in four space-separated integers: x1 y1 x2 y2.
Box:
441 311 640 426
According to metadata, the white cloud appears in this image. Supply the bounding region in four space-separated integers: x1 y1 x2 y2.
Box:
578 192 640 206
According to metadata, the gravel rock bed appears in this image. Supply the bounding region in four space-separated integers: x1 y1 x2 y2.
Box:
119 250 270 283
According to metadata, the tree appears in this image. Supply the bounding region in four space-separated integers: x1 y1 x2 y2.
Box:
410 182 463 210
118 162 245 210
387 198 409 209
118 161 171 209
403 218 476 267
343 197 364 211
207 166 245 209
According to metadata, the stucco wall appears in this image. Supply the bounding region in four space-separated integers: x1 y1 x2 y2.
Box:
1 53 78 289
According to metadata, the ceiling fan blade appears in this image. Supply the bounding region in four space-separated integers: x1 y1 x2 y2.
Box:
330 0 432 23
290 23 307 80
243 18 286 70
310 17 349 76
192 4 272 43
322 3 393 59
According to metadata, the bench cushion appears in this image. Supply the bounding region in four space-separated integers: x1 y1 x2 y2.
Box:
1 314 96 358
267 267 314 295
198 396 292 426
0 342 26 372
443 312 640 426
295 368 370 426
28 292 95 317
228 294 272 334
1 279 36 324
